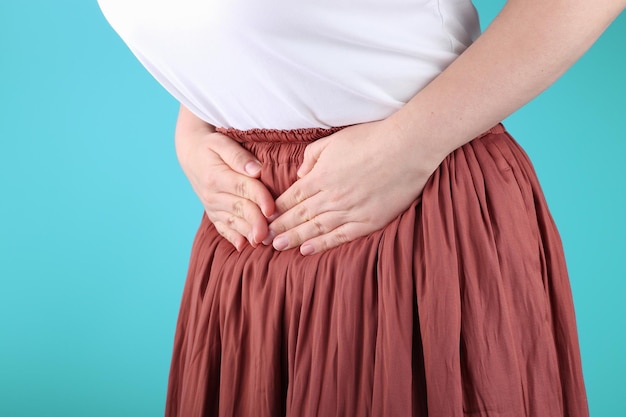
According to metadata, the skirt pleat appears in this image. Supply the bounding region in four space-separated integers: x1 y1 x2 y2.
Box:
164 124 588 417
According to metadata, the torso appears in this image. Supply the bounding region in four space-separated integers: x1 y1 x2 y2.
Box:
98 0 480 129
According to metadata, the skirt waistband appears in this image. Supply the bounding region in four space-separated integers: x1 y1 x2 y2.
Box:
216 123 506 144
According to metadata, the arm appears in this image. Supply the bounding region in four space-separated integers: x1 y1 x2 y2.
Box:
388 0 626 162
175 105 275 250
268 0 625 255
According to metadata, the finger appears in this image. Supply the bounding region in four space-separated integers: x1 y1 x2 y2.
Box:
296 137 329 178
212 133 262 177
299 223 368 256
267 189 324 245
212 219 247 252
216 169 276 218
268 190 333 235
212 210 264 247
211 133 263 177
274 176 319 217
204 195 269 244
270 211 347 251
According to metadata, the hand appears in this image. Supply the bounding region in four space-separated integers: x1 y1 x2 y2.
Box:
176 129 275 251
265 120 443 255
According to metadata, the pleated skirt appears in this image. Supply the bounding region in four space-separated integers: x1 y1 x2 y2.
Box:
164 124 589 417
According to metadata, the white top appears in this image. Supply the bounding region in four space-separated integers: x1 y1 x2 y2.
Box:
98 0 480 130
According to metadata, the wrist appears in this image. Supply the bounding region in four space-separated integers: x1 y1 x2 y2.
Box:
381 111 449 175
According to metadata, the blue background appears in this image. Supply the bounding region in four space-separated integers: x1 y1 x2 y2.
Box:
0 1 624 416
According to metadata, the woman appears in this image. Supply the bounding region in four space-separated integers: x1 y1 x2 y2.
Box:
98 0 624 415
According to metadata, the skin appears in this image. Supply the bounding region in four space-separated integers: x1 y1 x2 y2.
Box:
175 0 626 255
174 105 274 252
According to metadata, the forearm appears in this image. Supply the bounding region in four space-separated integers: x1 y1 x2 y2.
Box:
388 0 625 162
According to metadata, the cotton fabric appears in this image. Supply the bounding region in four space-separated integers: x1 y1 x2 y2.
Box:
97 0 480 129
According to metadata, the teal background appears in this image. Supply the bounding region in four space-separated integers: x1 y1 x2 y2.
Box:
0 1 623 416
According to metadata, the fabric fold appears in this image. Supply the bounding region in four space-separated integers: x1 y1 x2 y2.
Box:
165 124 588 417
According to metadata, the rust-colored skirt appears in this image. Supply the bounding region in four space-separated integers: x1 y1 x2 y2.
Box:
164 124 589 417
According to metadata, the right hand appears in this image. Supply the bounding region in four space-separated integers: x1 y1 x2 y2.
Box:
176 128 275 251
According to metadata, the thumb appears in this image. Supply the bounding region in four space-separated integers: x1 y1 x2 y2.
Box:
297 137 329 178
213 132 263 178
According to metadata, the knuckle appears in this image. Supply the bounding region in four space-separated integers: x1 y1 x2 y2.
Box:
296 205 311 222
293 188 306 205
226 215 237 227
334 228 351 244
312 217 326 234
232 200 244 217
236 179 249 199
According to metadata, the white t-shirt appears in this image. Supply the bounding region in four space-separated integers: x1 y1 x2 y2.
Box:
98 0 480 130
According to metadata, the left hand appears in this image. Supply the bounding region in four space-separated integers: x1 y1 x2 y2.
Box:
265 119 444 255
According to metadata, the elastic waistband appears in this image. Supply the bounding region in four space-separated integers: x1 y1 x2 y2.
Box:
216 123 506 144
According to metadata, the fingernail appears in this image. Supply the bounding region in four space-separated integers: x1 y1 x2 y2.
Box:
262 230 276 246
267 212 279 222
300 244 315 256
244 160 262 176
273 236 288 251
